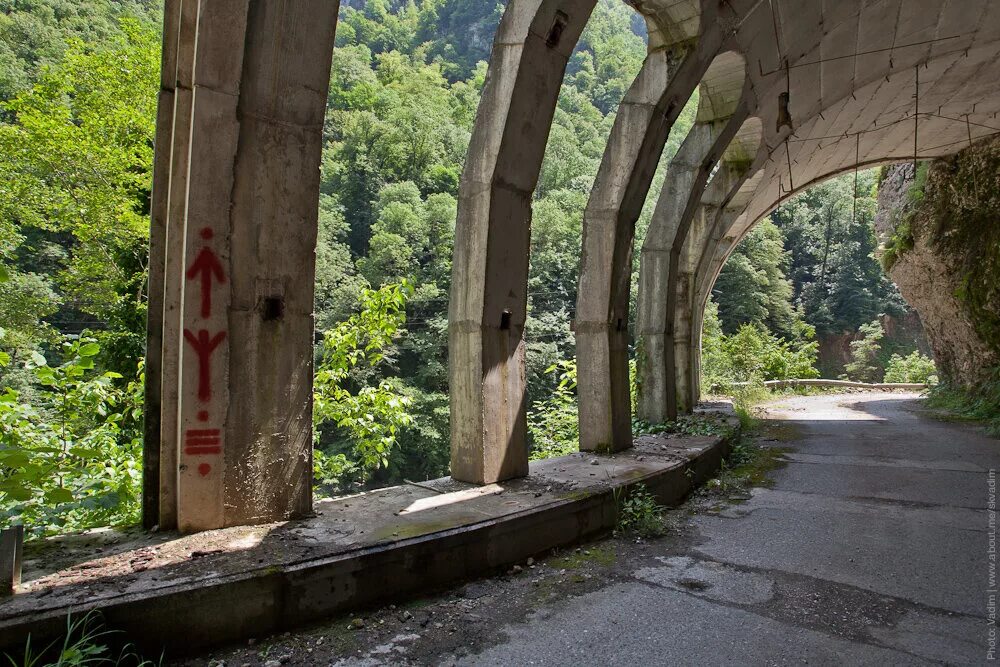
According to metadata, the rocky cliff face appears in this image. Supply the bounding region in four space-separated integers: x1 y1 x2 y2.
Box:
875 139 1000 389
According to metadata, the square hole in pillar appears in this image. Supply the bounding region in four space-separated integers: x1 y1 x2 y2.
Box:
261 296 285 322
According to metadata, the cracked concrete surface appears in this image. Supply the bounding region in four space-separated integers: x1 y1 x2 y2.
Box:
179 392 993 666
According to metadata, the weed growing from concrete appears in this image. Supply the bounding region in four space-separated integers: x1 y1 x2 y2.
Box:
615 484 666 538
5 611 162 666
632 413 730 438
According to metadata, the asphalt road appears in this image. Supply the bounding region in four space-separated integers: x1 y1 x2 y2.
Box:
465 393 995 666
185 392 997 666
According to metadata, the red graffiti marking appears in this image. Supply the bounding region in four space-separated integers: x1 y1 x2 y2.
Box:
197 410 209 422
200 227 214 240
184 428 221 455
185 245 226 318
183 329 227 401
198 463 212 476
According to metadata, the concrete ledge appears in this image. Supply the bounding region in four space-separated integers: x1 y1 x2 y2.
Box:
0 407 737 657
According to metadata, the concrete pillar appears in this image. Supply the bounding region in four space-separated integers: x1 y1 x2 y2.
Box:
673 165 745 410
449 0 596 484
635 97 747 422
576 35 722 452
147 1 339 532
672 206 710 413
142 0 182 529
636 125 716 424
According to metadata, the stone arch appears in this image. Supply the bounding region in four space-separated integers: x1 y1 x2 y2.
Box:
142 0 1000 532
450 0 743 475
647 1 1000 418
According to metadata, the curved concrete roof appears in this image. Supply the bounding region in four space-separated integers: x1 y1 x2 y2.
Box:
715 0 1000 241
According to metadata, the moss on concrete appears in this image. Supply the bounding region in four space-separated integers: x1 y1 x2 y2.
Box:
547 544 616 570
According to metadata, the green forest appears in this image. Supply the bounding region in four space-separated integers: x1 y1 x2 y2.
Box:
0 0 934 537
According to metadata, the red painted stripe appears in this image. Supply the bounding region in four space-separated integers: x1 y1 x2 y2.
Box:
184 437 221 445
186 429 220 437
185 446 222 455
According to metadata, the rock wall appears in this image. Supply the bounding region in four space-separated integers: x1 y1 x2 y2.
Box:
875 139 1000 389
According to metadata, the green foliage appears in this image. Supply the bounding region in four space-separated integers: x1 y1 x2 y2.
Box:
884 351 938 384
312 449 361 498
714 219 798 338
843 318 884 383
527 359 579 461
0 0 158 101
0 17 159 369
703 296 820 390
925 367 1000 436
770 169 907 338
0 337 143 537
879 218 913 271
633 413 730 439
908 161 930 205
5 611 161 666
615 484 665 538
313 281 415 482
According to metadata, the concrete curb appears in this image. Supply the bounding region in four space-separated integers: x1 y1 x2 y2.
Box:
0 410 738 657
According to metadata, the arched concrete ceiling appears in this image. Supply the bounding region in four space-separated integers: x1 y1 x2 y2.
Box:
721 115 761 167
628 0 701 49
697 50 746 121
718 0 1000 241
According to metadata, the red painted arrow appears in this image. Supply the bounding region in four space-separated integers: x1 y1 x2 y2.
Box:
185 246 226 318
183 329 227 401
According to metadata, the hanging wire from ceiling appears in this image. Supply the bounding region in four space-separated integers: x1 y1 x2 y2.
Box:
757 34 970 77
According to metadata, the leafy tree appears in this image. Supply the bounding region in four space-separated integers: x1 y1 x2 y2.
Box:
527 359 579 460
0 0 158 102
771 170 907 335
0 18 159 368
884 351 938 384
713 219 798 338
702 299 820 387
313 281 415 480
843 318 885 382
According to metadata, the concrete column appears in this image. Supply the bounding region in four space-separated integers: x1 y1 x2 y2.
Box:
148 1 339 532
449 0 596 484
142 0 182 529
576 36 721 452
672 205 711 412
673 165 745 410
635 97 747 422
224 2 339 526
636 125 716 424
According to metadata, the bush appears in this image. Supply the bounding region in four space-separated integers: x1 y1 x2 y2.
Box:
528 359 578 460
884 351 938 384
616 484 665 538
313 281 414 482
703 313 820 390
0 335 143 537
